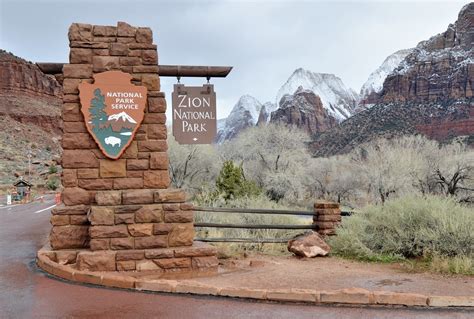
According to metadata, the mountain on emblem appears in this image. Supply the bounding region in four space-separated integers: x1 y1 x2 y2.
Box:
78 71 147 159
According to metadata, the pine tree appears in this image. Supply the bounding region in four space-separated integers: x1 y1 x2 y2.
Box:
216 161 261 200
89 88 107 130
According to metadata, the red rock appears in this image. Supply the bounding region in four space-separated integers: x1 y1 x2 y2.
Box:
154 189 186 203
126 159 149 170
128 224 153 237
116 250 145 261
144 170 170 188
114 214 134 224
89 207 114 225
147 97 166 113
135 235 168 249
99 159 126 178
117 21 137 37
110 237 134 250
144 248 174 259
90 225 129 238
62 187 91 205
149 152 169 169
164 211 193 223
90 238 110 250
113 177 143 189
135 205 163 223
153 223 173 235
122 189 154 204
110 43 128 56
154 258 191 269
168 224 194 247
50 225 89 249
95 191 121 205
288 231 331 257
69 215 88 225
62 150 98 168
68 23 92 41
50 215 69 226
136 27 153 43
76 251 116 271
192 256 218 269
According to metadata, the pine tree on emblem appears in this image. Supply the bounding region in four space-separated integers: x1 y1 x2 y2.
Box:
89 88 107 130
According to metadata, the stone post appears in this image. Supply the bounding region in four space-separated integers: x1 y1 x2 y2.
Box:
313 201 342 236
48 22 217 274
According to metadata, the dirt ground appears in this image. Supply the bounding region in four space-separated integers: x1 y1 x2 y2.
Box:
163 255 474 296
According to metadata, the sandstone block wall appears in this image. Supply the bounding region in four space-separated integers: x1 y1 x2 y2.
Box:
49 22 218 273
313 201 341 236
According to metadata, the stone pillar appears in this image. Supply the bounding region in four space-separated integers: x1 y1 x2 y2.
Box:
49 22 217 274
313 201 341 236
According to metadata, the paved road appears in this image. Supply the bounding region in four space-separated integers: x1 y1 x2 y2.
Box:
0 199 472 319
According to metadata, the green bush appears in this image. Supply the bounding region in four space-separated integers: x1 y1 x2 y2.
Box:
46 177 60 191
48 164 58 174
328 195 473 261
215 161 261 200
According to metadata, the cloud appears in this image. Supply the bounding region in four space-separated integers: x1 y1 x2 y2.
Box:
0 0 466 119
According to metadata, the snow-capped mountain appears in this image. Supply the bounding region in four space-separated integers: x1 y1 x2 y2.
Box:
108 111 137 124
275 68 358 122
216 95 263 143
106 111 137 132
257 101 276 124
359 49 413 104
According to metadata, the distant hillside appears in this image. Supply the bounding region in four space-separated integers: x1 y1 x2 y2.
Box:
0 50 62 187
311 3 474 156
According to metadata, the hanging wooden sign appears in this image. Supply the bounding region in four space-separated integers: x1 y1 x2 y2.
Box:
78 71 147 159
172 84 217 144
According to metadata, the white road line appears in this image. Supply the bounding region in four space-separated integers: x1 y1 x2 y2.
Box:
33 204 57 214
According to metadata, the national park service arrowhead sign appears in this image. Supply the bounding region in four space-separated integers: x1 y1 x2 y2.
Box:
78 71 147 159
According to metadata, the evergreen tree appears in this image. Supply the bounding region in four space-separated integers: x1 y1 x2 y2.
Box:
89 88 107 130
216 160 261 200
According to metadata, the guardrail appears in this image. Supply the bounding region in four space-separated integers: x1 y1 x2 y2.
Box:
194 206 352 243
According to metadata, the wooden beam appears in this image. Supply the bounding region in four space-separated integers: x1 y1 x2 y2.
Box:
36 63 63 74
36 63 232 78
158 65 232 78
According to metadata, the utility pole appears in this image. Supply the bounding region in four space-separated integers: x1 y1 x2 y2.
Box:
27 149 32 182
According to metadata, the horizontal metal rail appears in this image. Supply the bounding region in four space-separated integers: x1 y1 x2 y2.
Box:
194 206 315 216
195 206 354 217
196 238 290 243
194 222 315 230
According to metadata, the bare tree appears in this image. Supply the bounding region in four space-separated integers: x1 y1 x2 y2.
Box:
168 134 221 192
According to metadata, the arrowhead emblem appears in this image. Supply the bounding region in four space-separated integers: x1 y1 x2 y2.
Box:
78 71 147 159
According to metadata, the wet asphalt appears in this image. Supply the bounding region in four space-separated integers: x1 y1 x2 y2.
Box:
0 197 472 319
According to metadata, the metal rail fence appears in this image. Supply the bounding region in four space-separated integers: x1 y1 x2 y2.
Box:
194 206 352 243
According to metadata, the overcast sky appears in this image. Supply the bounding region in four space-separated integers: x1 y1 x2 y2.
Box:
0 0 467 119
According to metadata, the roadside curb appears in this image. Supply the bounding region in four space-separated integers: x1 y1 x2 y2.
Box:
37 250 474 308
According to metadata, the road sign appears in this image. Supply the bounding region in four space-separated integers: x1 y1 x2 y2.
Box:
172 84 217 144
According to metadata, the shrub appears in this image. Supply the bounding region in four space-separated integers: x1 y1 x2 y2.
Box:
215 161 261 200
328 195 473 261
46 177 60 191
48 164 58 174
